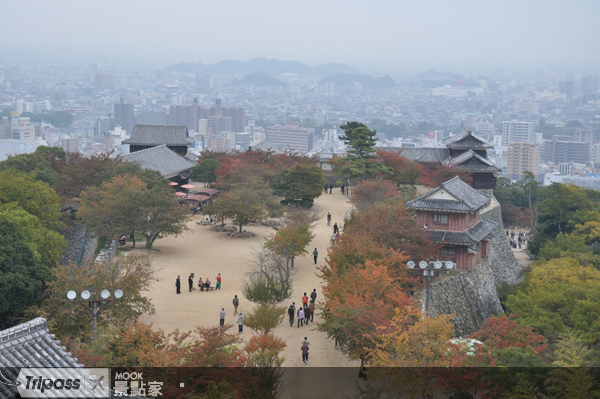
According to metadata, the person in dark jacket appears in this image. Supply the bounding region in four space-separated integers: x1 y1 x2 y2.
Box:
310 289 317 303
312 248 318 264
301 343 309 364
333 223 339 234
188 274 193 292
175 275 181 294
288 304 295 326
304 305 311 324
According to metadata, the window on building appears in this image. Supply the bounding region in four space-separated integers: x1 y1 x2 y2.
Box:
433 213 448 224
440 246 456 257
469 212 476 221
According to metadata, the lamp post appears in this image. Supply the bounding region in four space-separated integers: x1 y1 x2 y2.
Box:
67 289 123 340
407 260 454 313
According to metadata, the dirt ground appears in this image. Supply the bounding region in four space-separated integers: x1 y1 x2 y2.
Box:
131 190 360 397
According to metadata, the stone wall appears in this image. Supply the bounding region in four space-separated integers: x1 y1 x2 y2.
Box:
423 196 520 336
426 257 504 337
480 200 523 285
59 221 98 266
95 238 117 267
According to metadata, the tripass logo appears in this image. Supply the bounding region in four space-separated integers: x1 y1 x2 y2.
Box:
14 368 109 398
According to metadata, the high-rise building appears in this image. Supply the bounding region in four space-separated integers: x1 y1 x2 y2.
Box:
542 137 590 164
506 142 540 180
501 121 535 146
514 102 539 114
2 117 10 139
61 138 80 153
559 80 574 99
10 117 35 141
98 117 110 136
94 73 113 88
581 75 598 94
138 110 167 126
266 123 314 152
114 98 135 135
170 99 246 134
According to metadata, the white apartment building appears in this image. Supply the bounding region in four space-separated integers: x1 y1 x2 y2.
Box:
501 121 535 146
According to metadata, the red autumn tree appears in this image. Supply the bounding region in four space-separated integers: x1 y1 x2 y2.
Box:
468 314 547 356
317 235 421 368
418 163 473 188
350 178 398 211
344 199 441 261
377 149 422 185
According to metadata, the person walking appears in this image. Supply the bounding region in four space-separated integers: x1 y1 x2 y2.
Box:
310 289 317 303
297 308 305 327
237 313 244 333
304 305 311 324
308 302 315 323
324 184 328 194
302 292 309 309
341 185 345 195
329 185 333 194
288 304 295 326
233 295 239 315
335 232 341 244
188 274 193 292
219 308 226 326
312 248 318 265
331 233 337 244
216 273 222 290
176 275 181 294
343 212 349 222
327 213 332 226
301 342 309 364
333 223 339 234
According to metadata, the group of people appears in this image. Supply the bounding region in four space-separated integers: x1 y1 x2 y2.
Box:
288 289 318 327
506 230 529 250
219 296 245 333
175 273 222 294
329 212 349 244
323 183 347 195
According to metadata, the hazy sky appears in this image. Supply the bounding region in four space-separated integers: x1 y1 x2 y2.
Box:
3 0 600 71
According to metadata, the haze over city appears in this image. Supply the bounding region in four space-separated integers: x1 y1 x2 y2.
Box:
2 0 600 72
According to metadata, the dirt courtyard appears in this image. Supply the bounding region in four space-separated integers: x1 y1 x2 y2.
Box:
133 190 361 396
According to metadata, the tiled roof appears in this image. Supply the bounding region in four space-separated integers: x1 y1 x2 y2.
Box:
250 140 285 154
123 145 197 178
429 218 497 244
0 318 82 368
406 176 491 212
122 125 194 146
382 147 450 163
447 149 502 173
442 129 493 149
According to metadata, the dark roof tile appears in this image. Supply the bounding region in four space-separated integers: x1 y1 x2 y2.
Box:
406 176 491 212
123 144 197 177
122 125 194 146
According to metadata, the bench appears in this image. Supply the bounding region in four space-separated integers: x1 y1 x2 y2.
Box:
198 285 216 291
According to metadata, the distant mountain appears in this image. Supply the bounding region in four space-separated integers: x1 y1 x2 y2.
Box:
231 72 287 87
166 57 360 76
318 73 396 89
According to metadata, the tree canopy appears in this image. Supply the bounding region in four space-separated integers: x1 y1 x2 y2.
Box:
271 164 325 202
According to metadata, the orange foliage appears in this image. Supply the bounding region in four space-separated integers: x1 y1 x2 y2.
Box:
418 163 473 188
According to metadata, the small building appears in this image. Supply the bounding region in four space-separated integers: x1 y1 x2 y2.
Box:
384 128 501 190
122 125 194 156
406 176 497 271
123 144 197 185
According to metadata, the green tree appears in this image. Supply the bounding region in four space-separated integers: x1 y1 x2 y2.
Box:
271 164 326 202
215 179 274 233
0 151 57 185
336 121 390 182
191 159 221 184
0 170 65 232
79 174 189 249
264 224 314 267
0 211 53 329
26 255 156 343
241 274 293 306
79 174 145 243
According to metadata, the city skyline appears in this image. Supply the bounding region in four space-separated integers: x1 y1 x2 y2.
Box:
1 0 600 72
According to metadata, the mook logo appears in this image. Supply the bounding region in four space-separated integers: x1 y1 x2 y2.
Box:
15 368 110 398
